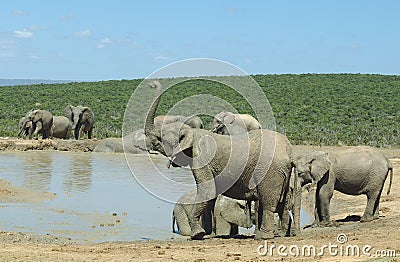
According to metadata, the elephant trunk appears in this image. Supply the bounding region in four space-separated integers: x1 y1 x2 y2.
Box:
144 80 162 138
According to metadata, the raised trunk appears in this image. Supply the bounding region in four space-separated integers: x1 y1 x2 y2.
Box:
144 80 162 137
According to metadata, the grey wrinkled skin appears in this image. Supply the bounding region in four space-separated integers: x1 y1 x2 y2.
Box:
19 110 53 140
18 116 33 139
144 81 299 240
172 190 215 236
94 129 148 154
172 192 254 237
155 115 203 129
64 105 94 139
51 116 72 139
214 195 255 236
211 111 261 135
295 147 393 226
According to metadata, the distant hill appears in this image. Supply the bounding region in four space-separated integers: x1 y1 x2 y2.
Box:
0 79 75 86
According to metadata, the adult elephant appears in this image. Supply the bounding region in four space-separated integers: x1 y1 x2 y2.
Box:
155 115 203 129
64 105 94 139
94 129 148 154
211 111 261 135
19 110 53 139
144 81 299 240
18 116 32 139
52 116 72 139
295 147 393 226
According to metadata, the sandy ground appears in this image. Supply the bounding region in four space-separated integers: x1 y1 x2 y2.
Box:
0 141 399 261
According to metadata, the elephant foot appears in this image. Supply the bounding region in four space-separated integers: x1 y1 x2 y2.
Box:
254 228 274 240
360 215 374 223
190 225 206 240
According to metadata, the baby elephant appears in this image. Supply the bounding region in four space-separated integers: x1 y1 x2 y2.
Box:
172 192 253 236
295 147 393 226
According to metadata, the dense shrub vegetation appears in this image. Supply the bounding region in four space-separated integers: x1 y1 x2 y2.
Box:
1 74 399 147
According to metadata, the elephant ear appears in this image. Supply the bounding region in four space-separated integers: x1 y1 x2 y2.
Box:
172 127 194 158
64 105 73 120
224 112 235 124
32 110 42 122
310 152 331 182
81 107 94 119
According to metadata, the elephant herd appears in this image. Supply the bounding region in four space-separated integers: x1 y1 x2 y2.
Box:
140 80 394 241
18 105 94 140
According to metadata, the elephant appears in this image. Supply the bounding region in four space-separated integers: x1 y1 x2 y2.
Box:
18 116 32 139
144 80 299 240
172 191 255 237
214 195 255 236
172 190 215 236
64 105 94 139
94 129 148 154
211 111 261 135
51 116 72 139
18 110 53 139
294 147 393 226
155 115 203 129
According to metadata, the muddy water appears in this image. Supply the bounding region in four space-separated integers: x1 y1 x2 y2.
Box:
0 151 311 243
0 151 196 243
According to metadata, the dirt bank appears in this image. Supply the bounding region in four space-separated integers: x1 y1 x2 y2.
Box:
0 146 399 261
0 137 100 152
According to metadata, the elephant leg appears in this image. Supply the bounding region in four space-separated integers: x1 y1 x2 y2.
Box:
33 122 43 140
88 128 93 139
188 201 209 239
74 127 80 140
172 205 191 236
201 199 215 236
277 205 291 237
79 126 85 139
361 190 382 222
254 200 275 240
230 224 239 235
315 181 334 225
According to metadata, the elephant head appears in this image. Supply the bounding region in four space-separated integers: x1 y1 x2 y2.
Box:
20 109 53 139
211 111 260 135
211 111 240 134
18 116 33 138
65 105 94 139
295 151 331 186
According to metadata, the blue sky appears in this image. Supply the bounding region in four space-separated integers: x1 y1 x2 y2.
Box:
1 1 399 81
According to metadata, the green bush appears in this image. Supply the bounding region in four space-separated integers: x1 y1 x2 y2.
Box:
1 74 399 147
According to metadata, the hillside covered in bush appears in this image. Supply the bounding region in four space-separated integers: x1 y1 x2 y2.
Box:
0 74 399 147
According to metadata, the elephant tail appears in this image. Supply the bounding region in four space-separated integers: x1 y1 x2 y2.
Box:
386 161 393 195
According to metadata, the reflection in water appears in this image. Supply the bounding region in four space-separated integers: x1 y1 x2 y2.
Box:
64 153 93 193
23 151 53 191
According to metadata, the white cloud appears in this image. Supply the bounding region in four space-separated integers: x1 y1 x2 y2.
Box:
13 10 29 16
97 37 112 49
101 38 112 44
74 29 91 37
59 14 74 21
29 54 40 59
13 29 34 38
155 56 169 61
